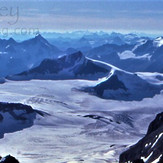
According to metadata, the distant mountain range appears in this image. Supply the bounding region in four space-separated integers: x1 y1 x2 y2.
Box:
47 32 148 52
120 112 163 163
7 50 163 101
7 51 110 80
86 37 163 73
0 34 62 77
1 33 163 78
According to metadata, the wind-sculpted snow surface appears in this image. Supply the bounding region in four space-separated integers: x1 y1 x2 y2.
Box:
0 102 44 138
0 80 162 163
119 112 163 163
8 51 110 80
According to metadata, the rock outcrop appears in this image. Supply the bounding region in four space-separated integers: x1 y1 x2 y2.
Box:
119 112 163 163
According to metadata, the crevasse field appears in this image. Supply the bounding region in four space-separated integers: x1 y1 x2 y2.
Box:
0 79 162 163
1 0 163 162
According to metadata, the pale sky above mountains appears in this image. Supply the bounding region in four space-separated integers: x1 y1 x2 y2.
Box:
0 0 163 34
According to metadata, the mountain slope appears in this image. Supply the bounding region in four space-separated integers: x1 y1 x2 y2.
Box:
0 78 5 84
87 37 163 73
8 52 111 80
87 43 133 65
0 34 62 77
83 67 163 101
86 41 151 72
0 155 19 163
0 102 45 138
119 112 163 163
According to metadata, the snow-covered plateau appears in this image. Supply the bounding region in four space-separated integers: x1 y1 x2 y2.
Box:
0 79 162 163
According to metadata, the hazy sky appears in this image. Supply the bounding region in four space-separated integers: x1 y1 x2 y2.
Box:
1 0 163 33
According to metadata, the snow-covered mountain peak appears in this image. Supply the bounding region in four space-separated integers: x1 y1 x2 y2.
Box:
22 34 50 46
40 51 85 67
83 67 163 101
0 37 17 46
153 36 163 47
0 35 63 77
132 39 148 51
35 33 42 38
34 34 47 42
7 38 17 44
64 51 85 64
7 51 111 80
32 34 50 45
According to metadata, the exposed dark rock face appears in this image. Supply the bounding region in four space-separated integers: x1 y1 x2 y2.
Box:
0 102 45 138
133 159 144 163
147 112 163 135
0 155 19 163
83 113 134 127
8 51 110 80
83 69 162 101
159 155 163 162
0 114 3 121
0 78 5 84
94 75 127 97
119 112 163 163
